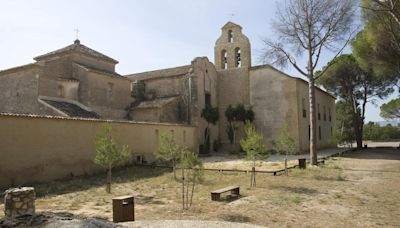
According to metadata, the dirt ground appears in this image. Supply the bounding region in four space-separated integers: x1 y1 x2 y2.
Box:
1 148 400 227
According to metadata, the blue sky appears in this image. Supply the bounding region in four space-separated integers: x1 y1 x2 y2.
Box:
0 0 395 122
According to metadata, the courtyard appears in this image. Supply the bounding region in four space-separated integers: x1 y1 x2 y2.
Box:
1 148 399 227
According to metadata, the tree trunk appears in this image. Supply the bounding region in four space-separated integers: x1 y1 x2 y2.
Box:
233 124 237 151
189 170 196 207
106 163 112 193
285 153 288 176
349 94 363 149
309 78 318 165
185 171 190 209
172 160 176 179
181 168 185 210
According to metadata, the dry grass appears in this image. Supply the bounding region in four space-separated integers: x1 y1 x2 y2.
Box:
203 160 298 172
1 149 400 227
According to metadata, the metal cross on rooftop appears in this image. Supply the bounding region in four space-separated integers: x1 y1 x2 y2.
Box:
74 28 80 40
229 13 235 21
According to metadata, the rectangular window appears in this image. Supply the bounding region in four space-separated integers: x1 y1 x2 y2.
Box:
329 107 332 122
323 106 326 121
205 93 211 108
319 126 322 140
302 98 306 118
317 104 321 120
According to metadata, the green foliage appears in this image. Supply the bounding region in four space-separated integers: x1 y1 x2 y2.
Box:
380 98 400 119
154 132 183 178
240 121 267 161
201 105 219 153
179 149 203 210
364 122 400 140
317 54 394 148
275 124 297 156
225 104 256 146
94 124 131 193
201 106 219 125
94 124 130 169
330 101 355 146
353 0 400 81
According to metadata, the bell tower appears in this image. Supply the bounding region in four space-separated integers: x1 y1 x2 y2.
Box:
214 22 251 70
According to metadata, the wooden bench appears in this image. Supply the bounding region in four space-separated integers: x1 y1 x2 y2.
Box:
211 186 240 201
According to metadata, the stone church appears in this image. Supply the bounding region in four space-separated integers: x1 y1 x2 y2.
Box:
0 22 335 152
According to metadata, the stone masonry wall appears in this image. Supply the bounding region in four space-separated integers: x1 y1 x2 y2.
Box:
4 187 35 218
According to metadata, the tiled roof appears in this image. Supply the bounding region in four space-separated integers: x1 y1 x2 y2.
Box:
135 97 178 109
41 99 100 119
0 112 195 127
73 62 130 80
0 63 38 75
126 65 191 81
34 40 118 64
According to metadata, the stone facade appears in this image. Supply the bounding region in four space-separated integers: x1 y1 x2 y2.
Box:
4 187 35 217
127 21 335 152
0 40 133 120
0 21 336 153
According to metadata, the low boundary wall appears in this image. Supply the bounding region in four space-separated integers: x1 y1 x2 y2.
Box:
0 113 197 189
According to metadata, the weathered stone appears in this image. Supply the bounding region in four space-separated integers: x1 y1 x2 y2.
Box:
3 187 36 218
14 202 23 209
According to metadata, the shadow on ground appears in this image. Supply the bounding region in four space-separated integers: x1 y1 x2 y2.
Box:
340 148 400 161
0 165 171 200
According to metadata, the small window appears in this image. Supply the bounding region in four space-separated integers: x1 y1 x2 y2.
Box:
107 82 114 100
221 50 228 69
235 48 241 68
317 104 321 120
323 106 326 121
329 107 332 122
228 30 233 42
58 85 64 98
319 126 322 140
302 98 306 118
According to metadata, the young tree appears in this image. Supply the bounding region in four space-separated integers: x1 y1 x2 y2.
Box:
262 0 357 165
381 98 400 119
331 101 356 147
317 54 393 148
94 124 131 193
154 132 182 179
275 124 297 176
201 105 219 153
179 150 203 210
240 121 267 187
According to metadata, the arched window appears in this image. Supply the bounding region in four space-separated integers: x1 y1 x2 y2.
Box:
221 50 228 69
228 30 233 43
235 48 241 67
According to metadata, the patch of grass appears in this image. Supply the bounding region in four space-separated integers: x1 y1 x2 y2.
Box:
291 195 304 204
219 213 251 223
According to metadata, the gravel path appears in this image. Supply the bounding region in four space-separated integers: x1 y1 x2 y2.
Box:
201 147 350 164
121 220 265 228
